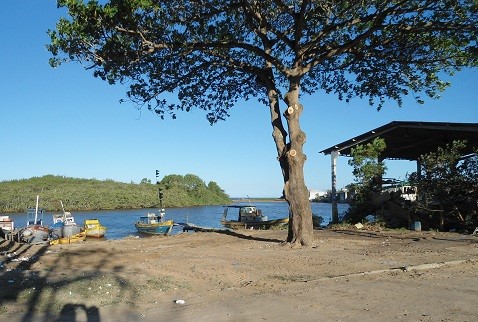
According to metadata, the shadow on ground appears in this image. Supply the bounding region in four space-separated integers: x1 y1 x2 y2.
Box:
0 239 136 321
215 229 286 243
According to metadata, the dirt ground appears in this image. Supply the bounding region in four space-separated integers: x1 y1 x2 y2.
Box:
1 227 477 322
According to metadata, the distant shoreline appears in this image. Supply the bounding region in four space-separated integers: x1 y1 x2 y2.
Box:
230 198 285 203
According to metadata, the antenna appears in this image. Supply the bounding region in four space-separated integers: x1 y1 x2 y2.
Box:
34 195 39 225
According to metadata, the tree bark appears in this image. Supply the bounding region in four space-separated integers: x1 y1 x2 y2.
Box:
266 78 314 246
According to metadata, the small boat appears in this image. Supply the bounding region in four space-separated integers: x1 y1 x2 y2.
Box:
51 201 83 239
220 205 289 230
135 209 174 235
83 219 107 238
50 231 86 245
0 215 14 232
135 186 174 235
21 195 51 244
0 215 14 239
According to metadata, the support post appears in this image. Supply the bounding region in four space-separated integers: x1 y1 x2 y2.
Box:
416 160 422 179
331 151 339 224
416 160 422 202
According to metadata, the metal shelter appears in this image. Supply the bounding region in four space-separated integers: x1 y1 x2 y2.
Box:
320 121 478 222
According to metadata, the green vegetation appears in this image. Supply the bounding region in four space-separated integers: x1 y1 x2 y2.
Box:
312 214 324 229
409 141 478 231
0 174 230 213
344 138 478 232
345 138 387 224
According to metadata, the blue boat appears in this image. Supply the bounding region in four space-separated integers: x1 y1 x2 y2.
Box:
134 210 174 235
135 183 173 235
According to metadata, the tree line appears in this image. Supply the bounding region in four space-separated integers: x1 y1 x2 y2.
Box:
0 174 231 213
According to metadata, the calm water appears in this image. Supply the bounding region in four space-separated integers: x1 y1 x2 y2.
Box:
3 202 349 240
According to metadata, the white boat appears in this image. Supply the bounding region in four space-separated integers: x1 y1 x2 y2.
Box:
1 215 15 239
21 195 51 244
0 215 14 232
51 200 83 238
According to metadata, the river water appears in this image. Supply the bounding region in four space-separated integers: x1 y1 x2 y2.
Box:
3 202 349 240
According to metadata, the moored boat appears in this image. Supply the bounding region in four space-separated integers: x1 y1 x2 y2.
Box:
135 209 174 235
83 219 107 238
0 215 14 232
135 184 174 235
50 231 86 245
220 205 289 230
21 195 51 244
51 200 83 239
0 215 15 239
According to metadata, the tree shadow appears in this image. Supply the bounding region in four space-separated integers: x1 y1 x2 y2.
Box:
1 239 35 259
0 239 139 322
330 229 389 239
330 228 478 244
430 236 478 243
211 229 285 243
55 303 100 322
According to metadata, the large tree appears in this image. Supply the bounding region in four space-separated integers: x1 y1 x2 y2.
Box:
48 0 477 246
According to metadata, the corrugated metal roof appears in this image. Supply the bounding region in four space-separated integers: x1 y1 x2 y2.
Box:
320 121 478 160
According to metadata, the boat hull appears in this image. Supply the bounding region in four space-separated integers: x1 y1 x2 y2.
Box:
221 217 289 230
84 219 107 238
52 225 82 238
50 231 87 245
135 220 174 235
21 225 51 244
85 228 107 238
0 216 14 232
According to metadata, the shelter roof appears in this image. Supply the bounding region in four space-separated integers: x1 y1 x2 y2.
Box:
320 121 478 160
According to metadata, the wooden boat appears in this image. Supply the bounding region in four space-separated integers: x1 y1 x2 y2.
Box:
135 186 173 235
135 209 174 235
220 205 289 230
0 215 14 232
83 219 107 238
51 201 83 239
0 215 15 239
21 195 51 244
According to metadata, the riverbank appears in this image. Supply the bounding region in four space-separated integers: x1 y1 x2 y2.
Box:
1 228 477 321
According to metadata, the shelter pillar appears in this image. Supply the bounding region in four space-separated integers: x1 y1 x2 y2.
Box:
416 160 422 179
331 151 339 224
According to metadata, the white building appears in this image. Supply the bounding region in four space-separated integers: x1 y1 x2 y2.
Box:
309 189 326 201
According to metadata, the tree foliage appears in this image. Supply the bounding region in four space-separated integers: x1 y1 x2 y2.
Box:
48 0 478 245
408 141 478 231
345 137 387 223
348 138 387 188
0 174 230 213
49 0 478 117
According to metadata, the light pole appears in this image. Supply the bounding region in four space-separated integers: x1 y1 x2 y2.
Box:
156 170 164 219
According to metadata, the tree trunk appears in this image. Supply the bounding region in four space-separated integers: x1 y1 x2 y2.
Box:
266 80 314 246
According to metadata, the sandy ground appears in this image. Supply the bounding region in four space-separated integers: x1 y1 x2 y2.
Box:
1 227 477 322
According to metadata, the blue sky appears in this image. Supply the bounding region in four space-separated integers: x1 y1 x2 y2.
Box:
1 1 477 198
